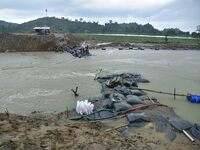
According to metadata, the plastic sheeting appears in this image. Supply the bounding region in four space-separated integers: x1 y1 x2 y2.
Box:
169 117 192 131
76 100 94 115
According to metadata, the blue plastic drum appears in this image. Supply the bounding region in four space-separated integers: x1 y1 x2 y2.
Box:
187 94 200 103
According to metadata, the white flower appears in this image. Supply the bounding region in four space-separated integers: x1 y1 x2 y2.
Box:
76 100 94 115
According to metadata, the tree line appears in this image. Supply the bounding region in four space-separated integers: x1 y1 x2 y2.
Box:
0 17 199 38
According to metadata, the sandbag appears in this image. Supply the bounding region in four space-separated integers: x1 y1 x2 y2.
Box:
120 128 132 137
131 90 145 96
102 98 113 109
113 93 126 101
114 86 132 96
137 78 150 83
150 115 168 132
169 117 192 131
166 130 176 142
191 124 200 140
114 102 132 112
126 112 150 124
150 115 168 123
126 95 145 105
102 90 113 99
155 121 167 132
123 80 138 87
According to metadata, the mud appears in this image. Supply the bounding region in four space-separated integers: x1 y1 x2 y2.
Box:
0 106 200 150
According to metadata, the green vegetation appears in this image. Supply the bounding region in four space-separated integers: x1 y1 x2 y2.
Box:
1 17 200 38
75 34 200 46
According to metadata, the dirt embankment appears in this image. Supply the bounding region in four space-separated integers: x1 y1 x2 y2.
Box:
0 33 81 52
0 106 200 150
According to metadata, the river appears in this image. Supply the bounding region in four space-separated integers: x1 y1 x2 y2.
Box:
0 49 200 123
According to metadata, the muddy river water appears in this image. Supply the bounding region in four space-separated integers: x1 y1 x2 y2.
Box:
0 49 200 123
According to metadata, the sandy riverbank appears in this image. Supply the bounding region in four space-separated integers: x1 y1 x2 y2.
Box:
1 71 200 149
0 105 200 150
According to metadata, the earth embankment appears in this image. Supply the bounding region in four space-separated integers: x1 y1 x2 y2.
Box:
0 33 81 52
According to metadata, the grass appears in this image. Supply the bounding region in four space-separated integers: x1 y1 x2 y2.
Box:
74 33 200 46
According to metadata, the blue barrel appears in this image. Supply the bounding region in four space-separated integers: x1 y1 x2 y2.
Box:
187 94 200 103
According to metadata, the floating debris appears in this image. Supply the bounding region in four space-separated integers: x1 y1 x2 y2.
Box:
56 45 91 58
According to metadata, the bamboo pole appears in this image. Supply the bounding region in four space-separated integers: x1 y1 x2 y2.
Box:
131 87 187 97
117 103 167 115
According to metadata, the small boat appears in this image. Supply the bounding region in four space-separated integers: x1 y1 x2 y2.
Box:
187 94 200 103
101 47 106 50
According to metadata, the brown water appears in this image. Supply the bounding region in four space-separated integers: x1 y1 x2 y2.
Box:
0 49 200 123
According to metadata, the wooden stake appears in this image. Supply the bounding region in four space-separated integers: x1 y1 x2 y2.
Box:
71 86 79 96
66 106 69 118
94 68 102 80
174 88 176 101
5 108 9 117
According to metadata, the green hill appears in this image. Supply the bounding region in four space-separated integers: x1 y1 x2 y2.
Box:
0 17 197 37
0 20 18 32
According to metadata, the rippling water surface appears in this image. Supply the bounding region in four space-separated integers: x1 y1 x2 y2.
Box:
0 49 200 123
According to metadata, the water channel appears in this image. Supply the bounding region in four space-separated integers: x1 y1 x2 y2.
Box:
0 49 199 123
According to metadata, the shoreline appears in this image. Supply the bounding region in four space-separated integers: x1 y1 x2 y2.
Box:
76 33 200 50
0 32 199 53
1 105 200 150
85 41 200 50
1 73 200 149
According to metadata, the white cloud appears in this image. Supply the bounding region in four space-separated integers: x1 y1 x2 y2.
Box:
72 0 174 10
0 0 199 32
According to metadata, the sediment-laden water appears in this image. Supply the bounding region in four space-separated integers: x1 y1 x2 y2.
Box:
0 49 200 123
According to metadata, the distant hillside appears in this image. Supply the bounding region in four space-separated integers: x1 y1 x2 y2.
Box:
15 17 103 33
0 20 18 30
0 17 195 37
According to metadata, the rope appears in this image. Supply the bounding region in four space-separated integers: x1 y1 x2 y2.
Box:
65 103 167 123
65 108 116 121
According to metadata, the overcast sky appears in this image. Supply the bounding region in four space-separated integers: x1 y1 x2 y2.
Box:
0 0 199 32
